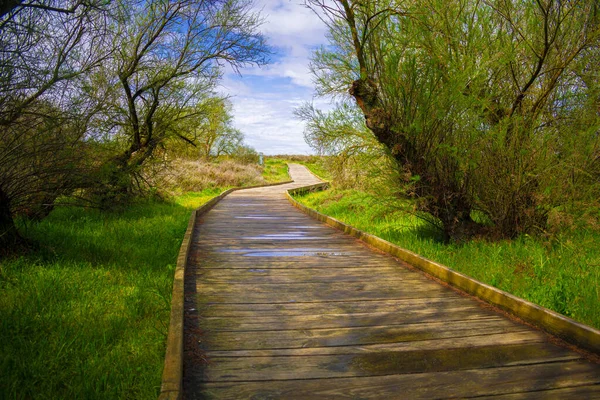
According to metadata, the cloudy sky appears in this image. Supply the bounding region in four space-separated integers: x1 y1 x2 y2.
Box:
218 0 330 155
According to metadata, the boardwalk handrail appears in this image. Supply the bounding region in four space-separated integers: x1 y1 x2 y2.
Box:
158 180 294 400
286 184 600 355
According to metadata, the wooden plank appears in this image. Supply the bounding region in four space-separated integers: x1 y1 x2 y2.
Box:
206 330 548 357
195 281 454 304
196 297 472 317
192 361 600 399
196 280 447 294
195 286 453 303
188 256 398 269
201 308 497 331
201 343 581 382
201 318 527 350
195 266 422 284
476 385 600 399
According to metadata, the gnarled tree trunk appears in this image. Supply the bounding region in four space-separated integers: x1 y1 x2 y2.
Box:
349 78 483 242
0 188 22 253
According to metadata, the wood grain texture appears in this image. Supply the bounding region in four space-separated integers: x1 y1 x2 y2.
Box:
287 184 600 354
194 361 600 399
182 164 600 399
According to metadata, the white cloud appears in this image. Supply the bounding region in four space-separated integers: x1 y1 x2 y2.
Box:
255 0 328 51
219 0 332 154
242 58 314 88
228 91 313 155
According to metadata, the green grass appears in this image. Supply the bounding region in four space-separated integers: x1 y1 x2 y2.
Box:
295 188 600 330
261 158 291 183
296 160 332 181
0 189 222 399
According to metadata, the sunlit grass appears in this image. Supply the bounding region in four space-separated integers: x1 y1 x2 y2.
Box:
296 188 600 330
261 158 290 183
0 190 220 399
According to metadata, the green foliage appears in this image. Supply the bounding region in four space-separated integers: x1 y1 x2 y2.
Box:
88 0 269 201
261 158 291 183
0 190 219 399
0 0 271 249
296 102 398 190
167 97 248 161
304 0 600 241
231 145 260 165
295 187 600 330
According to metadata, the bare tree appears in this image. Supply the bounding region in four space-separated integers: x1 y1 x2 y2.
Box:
0 0 110 250
93 0 269 199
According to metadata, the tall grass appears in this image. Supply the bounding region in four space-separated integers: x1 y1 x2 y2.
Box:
146 158 267 195
262 158 290 183
296 188 600 330
0 190 219 399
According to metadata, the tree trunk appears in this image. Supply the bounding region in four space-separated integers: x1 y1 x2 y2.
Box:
0 188 23 254
432 194 486 243
349 78 485 242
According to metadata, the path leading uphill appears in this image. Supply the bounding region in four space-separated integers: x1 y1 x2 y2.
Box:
182 164 600 399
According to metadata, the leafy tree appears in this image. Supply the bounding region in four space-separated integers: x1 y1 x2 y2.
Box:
161 95 247 161
232 144 260 164
93 0 269 199
189 97 243 160
305 0 600 241
296 101 395 189
0 0 271 251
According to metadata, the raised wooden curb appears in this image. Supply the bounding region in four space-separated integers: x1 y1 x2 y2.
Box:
286 185 600 355
158 180 293 400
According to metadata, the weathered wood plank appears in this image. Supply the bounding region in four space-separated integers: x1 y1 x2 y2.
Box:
197 280 448 295
205 330 548 357
476 385 600 399
200 318 527 350
196 266 422 284
191 361 600 400
201 343 581 382
188 256 398 269
195 281 456 304
196 297 471 317
201 308 497 331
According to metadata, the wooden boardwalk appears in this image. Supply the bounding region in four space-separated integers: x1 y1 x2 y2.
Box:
183 164 600 399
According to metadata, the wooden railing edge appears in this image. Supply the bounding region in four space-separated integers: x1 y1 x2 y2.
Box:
286 185 600 355
158 179 294 400
158 187 231 400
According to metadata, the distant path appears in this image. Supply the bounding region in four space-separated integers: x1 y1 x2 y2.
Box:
183 164 600 399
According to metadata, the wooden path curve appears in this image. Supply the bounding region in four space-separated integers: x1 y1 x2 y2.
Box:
182 164 600 399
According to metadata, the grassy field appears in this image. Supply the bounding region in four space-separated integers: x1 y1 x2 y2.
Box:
262 158 291 183
295 187 600 330
0 189 223 399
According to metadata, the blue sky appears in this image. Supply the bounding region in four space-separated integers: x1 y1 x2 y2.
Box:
218 0 330 155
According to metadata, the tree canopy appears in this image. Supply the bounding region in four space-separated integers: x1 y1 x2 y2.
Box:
303 0 600 241
0 0 269 249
